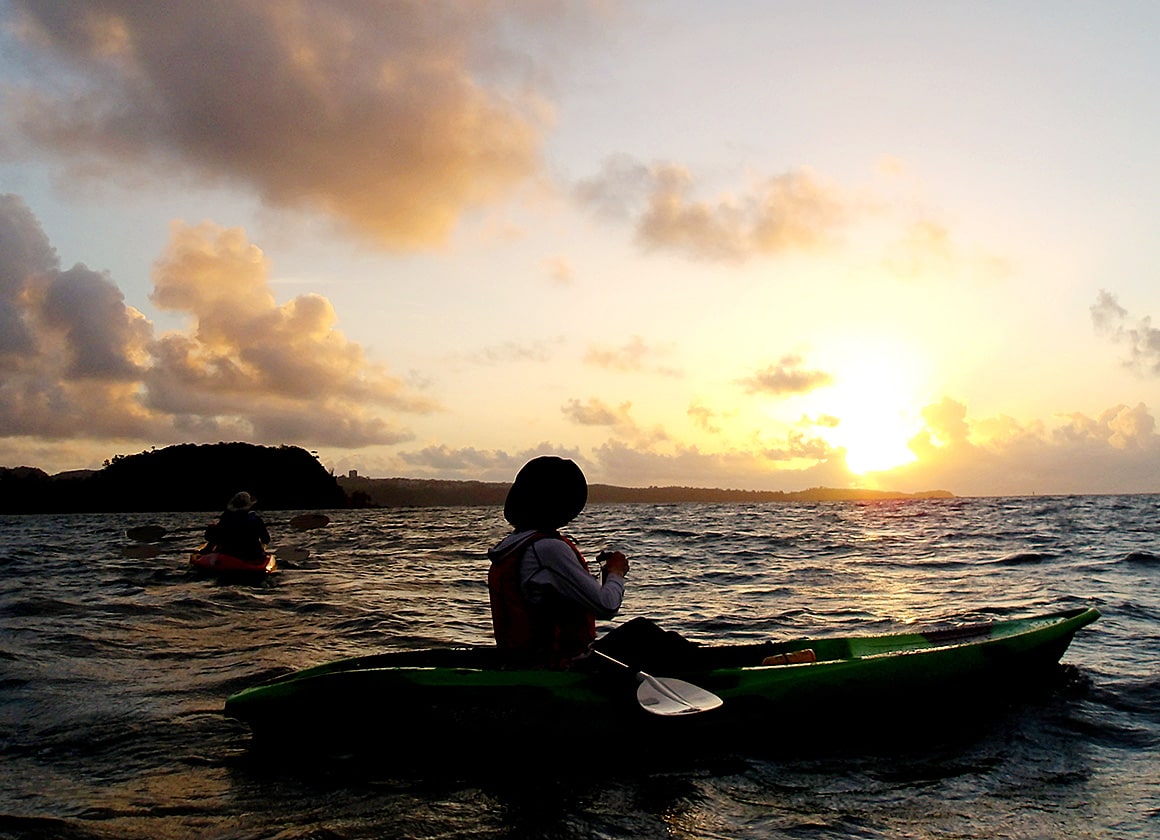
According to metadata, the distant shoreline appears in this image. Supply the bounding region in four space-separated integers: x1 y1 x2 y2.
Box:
0 442 954 513
338 475 955 508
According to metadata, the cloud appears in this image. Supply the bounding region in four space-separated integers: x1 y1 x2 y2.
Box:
1058 403 1155 450
0 194 157 438
881 220 954 280
563 397 838 478
894 396 1160 496
469 340 553 365
584 335 681 376
918 396 971 446
761 429 833 462
573 154 653 221
366 397 1160 495
562 397 669 447
394 443 584 482
574 155 1011 278
2 1 561 249
1090 289 1128 334
1092 290 1160 374
0 195 56 355
882 219 1011 282
688 401 724 435
738 354 833 396
543 255 575 285
562 397 634 428
144 220 436 443
576 156 852 262
591 438 851 491
43 264 152 380
0 195 431 450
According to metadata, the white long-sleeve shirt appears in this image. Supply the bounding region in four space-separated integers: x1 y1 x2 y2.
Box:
492 530 625 618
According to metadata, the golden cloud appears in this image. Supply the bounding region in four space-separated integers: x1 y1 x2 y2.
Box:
562 397 669 448
0 195 432 449
739 354 833 396
144 221 437 440
584 335 682 377
5 1 554 249
577 157 852 262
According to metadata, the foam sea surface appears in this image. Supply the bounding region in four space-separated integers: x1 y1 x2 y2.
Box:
1 495 1158 838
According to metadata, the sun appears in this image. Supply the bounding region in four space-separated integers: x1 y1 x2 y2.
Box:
807 343 927 476
831 408 920 475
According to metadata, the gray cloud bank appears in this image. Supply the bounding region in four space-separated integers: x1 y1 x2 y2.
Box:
1092 290 1160 375
0 194 431 450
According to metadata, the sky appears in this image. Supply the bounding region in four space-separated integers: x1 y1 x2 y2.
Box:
1 0 1159 497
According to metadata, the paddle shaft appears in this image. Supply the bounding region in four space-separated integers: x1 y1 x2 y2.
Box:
592 650 681 699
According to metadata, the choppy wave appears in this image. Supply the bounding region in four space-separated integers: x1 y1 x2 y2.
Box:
1 495 1158 838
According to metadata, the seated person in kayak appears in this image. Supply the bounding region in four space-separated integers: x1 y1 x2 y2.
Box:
205 491 271 563
488 457 628 669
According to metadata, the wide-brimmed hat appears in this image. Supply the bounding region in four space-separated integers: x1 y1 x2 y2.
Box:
504 456 587 531
227 491 256 512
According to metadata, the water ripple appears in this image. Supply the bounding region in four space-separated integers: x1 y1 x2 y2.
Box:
0 496 1157 838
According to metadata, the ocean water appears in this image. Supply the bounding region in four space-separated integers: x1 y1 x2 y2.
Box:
1 496 1157 839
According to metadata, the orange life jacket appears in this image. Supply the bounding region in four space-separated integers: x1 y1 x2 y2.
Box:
488 532 597 669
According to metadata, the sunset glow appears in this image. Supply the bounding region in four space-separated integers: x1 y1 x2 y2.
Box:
809 348 924 476
2 2 1160 497
833 414 920 478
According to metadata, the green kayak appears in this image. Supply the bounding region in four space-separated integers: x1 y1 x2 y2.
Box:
225 606 1099 764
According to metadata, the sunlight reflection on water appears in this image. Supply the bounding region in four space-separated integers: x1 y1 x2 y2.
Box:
1 496 1157 838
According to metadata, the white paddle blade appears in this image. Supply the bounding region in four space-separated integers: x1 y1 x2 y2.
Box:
636 675 723 716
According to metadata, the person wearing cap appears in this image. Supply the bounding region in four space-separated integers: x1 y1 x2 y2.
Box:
487 456 629 669
205 491 271 563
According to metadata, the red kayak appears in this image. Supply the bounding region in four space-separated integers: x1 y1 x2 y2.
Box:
190 545 277 577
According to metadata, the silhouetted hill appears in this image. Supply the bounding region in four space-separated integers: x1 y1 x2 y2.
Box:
339 475 953 508
1 443 346 513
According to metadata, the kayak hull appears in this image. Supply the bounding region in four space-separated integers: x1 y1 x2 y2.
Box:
190 547 276 577
224 607 1099 766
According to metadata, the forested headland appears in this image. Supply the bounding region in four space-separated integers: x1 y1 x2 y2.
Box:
0 443 345 513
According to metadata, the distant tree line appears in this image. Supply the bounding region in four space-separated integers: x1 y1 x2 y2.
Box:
338 475 953 508
340 476 509 508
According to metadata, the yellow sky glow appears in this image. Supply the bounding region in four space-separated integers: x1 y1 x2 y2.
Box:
808 340 927 476
2 3 1160 496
